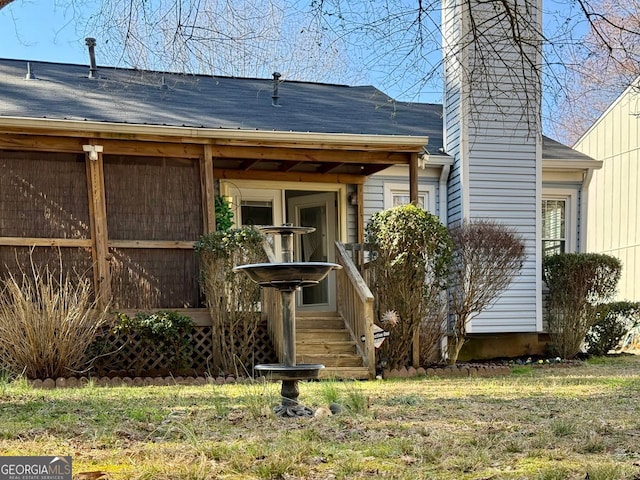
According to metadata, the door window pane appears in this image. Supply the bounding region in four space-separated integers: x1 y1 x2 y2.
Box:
240 200 273 227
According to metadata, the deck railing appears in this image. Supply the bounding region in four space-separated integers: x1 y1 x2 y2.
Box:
335 241 375 378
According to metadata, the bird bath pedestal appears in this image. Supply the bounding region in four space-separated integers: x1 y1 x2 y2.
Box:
233 225 341 418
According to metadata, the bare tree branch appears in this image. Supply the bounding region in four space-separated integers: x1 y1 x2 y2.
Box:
0 0 16 10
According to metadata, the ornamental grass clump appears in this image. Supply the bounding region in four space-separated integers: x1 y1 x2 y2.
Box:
366 204 453 368
0 260 110 379
195 227 267 376
543 253 621 359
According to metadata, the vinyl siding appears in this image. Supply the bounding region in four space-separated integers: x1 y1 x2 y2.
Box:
362 172 441 229
574 84 640 302
443 0 542 333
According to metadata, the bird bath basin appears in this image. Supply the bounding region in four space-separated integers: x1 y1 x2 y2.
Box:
233 262 341 290
234 225 342 417
254 363 325 381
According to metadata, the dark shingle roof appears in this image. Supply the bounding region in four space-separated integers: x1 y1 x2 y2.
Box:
0 58 593 163
0 59 444 152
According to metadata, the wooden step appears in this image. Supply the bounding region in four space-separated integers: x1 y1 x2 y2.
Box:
296 340 357 355
296 317 345 329
297 329 351 342
289 311 370 379
319 366 371 380
296 311 341 317
296 353 364 367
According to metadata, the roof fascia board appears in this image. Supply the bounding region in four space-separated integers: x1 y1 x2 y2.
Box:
543 158 603 170
0 116 429 152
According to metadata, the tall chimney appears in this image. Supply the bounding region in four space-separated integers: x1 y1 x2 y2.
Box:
272 72 281 107
85 37 98 79
442 0 542 331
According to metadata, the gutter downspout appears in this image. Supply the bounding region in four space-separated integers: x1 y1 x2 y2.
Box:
439 164 450 226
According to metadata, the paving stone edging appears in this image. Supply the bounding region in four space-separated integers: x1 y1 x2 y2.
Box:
383 364 512 379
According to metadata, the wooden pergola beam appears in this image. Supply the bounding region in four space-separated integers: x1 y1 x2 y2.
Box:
214 168 367 185
0 134 412 165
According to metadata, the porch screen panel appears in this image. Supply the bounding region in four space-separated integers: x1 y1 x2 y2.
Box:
0 151 90 238
0 246 94 284
103 156 202 241
109 248 200 309
103 156 202 309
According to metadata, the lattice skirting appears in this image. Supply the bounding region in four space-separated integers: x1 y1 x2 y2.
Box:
90 322 277 377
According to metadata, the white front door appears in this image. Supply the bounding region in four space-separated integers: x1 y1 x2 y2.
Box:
287 192 337 311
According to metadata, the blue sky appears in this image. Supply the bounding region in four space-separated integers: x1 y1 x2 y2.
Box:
0 1 89 65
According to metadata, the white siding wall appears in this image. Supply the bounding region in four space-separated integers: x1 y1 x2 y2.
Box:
574 85 640 302
443 0 542 333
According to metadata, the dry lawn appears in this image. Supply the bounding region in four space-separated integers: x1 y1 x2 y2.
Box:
1 356 640 479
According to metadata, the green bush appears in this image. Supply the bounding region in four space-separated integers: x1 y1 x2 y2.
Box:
366 204 453 368
114 310 195 373
586 301 640 356
195 227 267 376
543 253 621 358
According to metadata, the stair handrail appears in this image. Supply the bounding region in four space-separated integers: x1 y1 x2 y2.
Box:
335 241 375 378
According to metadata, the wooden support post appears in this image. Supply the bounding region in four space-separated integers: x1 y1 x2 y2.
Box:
200 144 217 234
84 144 111 308
409 153 419 205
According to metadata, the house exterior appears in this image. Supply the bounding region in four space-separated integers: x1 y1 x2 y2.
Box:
0 0 602 374
573 79 640 303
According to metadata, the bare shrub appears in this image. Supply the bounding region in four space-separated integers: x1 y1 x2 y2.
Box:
195 228 267 376
448 220 526 365
543 253 621 358
419 301 449 365
0 260 110 379
366 204 453 369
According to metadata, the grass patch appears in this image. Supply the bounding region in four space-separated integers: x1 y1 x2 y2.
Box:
1 356 640 479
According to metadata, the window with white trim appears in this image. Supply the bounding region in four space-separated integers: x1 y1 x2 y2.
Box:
542 188 577 257
542 199 566 256
383 183 436 214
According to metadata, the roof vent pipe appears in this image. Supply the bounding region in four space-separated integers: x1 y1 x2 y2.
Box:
25 62 36 80
272 72 281 107
85 37 98 79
